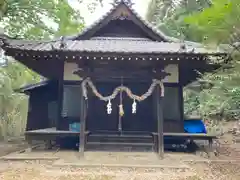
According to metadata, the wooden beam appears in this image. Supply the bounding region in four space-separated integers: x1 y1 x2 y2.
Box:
79 79 87 158
156 85 164 159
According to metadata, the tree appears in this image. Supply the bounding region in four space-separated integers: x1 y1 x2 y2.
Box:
0 0 86 138
183 0 240 121
184 0 240 44
146 0 240 121
0 0 85 39
146 0 211 41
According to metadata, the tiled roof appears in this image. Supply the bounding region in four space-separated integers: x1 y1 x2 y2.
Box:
0 1 229 56
3 37 224 54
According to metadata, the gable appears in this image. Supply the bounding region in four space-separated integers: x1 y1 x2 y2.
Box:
73 2 171 42
93 19 153 38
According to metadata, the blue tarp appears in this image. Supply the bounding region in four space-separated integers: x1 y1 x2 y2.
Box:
183 119 207 134
69 122 80 132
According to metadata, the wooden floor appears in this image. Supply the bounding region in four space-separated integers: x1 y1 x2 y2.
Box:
26 128 216 138
26 127 76 134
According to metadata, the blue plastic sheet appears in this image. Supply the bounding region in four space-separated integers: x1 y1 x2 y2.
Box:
184 119 207 134
69 122 80 132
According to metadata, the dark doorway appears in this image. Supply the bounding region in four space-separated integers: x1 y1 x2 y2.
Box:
121 82 156 132
86 82 119 131
86 81 156 132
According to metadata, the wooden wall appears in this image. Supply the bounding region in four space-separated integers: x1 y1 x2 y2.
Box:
26 91 49 131
25 80 184 133
25 82 58 131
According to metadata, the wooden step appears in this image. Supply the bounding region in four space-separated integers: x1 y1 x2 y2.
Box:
87 133 153 144
86 132 154 151
89 134 152 138
89 130 152 135
87 142 154 146
87 136 152 143
86 141 154 151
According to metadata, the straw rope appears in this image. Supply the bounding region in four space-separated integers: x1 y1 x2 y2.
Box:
81 77 164 102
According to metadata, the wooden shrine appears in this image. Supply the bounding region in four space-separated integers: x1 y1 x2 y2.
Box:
0 0 227 158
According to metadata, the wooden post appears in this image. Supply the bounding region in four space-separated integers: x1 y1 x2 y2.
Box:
178 64 184 132
57 61 64 130
79 80 86 158
208 138 214 158
156 85 164 159
179 86 184 132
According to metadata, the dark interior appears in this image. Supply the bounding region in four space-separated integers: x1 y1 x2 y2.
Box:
27 81 183 134
86 81 156 132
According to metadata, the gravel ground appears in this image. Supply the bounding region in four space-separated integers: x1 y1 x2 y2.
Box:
0 155 238 180
0 161 198 180
0 131 239 180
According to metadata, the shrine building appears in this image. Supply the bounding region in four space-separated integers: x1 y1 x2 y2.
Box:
0 0 228 158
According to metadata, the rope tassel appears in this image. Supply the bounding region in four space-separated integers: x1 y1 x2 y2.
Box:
107 100 112 114
132 99 137 114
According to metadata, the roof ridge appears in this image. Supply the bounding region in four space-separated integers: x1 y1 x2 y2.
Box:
90 37 152 41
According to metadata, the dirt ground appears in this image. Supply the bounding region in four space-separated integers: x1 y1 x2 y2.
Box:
0 130 240 180
0 137 27 157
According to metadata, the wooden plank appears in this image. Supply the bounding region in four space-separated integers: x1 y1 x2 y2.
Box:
89 134 152 138
87 142 153 146
163 133 217 138
25 128 89 135
152 132 216 138
156 85 164 159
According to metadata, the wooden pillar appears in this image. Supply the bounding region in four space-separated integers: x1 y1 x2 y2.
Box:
179 86 184 132
156 85 164 159
79 80 86 158
56 62 64 130
178 64 185 132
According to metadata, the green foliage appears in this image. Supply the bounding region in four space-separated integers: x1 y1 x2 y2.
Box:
0 0 85 39
183 0 240 120
0 61 37 138
146 0 211 41
146 0 240 121
0 0 86 139
184 0 240 44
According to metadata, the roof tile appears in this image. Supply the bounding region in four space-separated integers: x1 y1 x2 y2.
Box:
7 38 223 54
